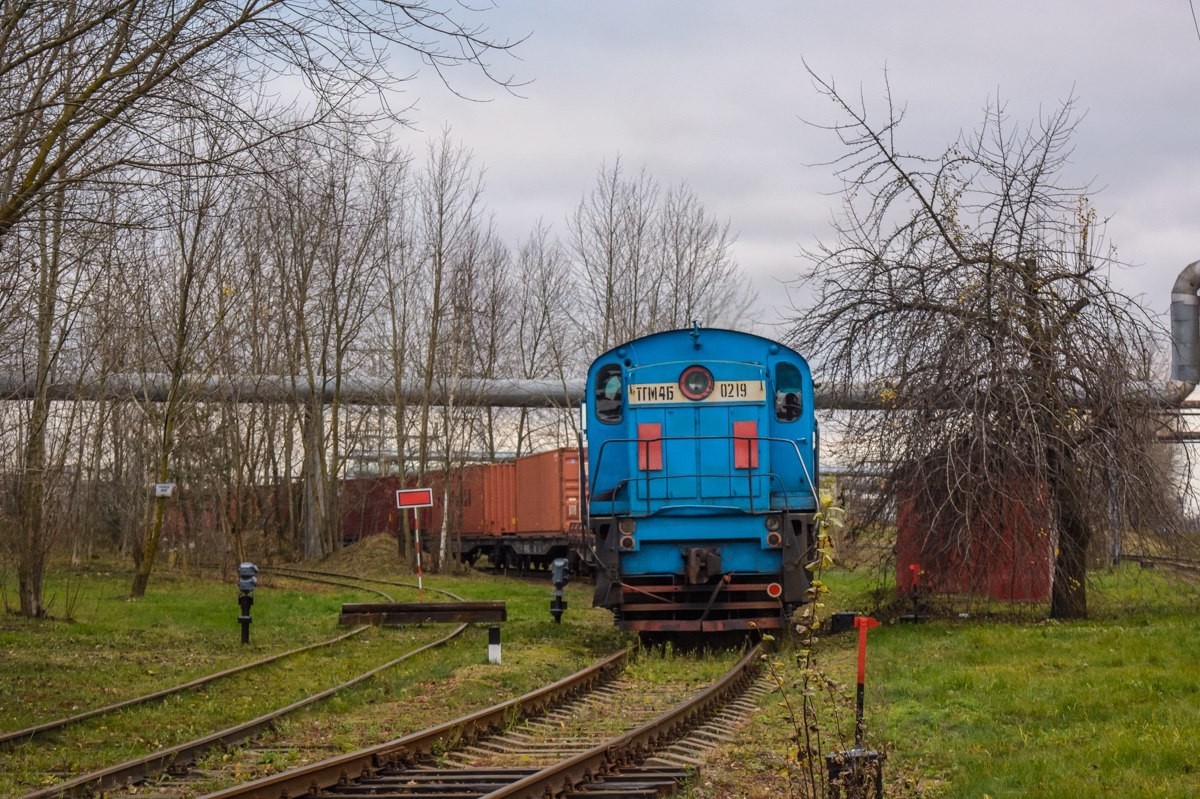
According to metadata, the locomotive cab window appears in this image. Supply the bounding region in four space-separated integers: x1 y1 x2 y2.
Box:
775 363 803 422
595 364 624 424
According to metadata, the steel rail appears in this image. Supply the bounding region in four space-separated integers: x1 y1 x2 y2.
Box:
260 566 438 596
18 622 470 799
3 568 407 750
197 649 631 799
1127 554 1200 572
17 572 469 799
258 567 397 602
481 643 763 798
0 625 370 750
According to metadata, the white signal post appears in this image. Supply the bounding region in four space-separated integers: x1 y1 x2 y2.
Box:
396 488 434 600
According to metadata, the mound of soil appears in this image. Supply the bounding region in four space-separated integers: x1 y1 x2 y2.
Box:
308 534 412 579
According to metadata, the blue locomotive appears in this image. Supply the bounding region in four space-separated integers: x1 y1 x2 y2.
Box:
584 326 820 633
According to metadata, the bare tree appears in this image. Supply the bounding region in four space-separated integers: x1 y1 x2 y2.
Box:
226 172 308 559
568 158 658 353
260 129 388 558
413 131 484 487
656 182 753 328
371 142 420 560
463 227 513 459
128 121 238 597
0 0 520 242
569 158 756 355
1 1 519 615
6 174 111 616
791 73 1185 619
512 222 576 455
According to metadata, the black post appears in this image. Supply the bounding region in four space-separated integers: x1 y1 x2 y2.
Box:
238 593 253 645
550 557 570 623
236 562 258 645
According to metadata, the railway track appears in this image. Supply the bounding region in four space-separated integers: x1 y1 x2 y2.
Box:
259 565 418 596
195 644 767 799
2 568 405 752
11 569 470 799
0 626 371 750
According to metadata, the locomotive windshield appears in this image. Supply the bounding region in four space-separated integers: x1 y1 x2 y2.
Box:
594 364 624 423
775 362 803 422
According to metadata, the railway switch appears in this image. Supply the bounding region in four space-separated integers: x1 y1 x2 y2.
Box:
237 562 258 645
550 558 570 623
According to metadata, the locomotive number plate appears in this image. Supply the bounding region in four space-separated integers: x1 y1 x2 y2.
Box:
629 380 766 404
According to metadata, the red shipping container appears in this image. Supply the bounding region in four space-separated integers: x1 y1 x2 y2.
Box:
895 488 1054 602
341 476 404 542
483 462 517 534
514 448 582 534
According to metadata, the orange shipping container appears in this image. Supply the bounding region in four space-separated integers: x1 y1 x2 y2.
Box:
454 465 488 535
514 448 582 534
482 462 517 533
409 466 488 537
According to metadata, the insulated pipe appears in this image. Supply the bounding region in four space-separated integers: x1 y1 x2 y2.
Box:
4 265 1197 410
0 374 584 409
1170 259 1200 390
0 372 894 409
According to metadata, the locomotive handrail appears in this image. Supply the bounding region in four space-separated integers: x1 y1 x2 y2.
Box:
589 433 817 517
624 359 769 375
601 474 799 517
604 475 762 515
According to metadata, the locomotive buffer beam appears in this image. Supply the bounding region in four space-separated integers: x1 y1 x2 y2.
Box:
339 601 507 625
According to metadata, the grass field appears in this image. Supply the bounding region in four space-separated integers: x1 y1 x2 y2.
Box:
0 541 624 795
3 542 1199 798
697 563 1200 798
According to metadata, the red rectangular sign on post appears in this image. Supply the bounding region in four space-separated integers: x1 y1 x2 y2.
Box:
396 488 434 509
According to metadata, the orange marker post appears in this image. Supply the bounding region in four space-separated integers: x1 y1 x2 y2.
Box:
854 615 880 748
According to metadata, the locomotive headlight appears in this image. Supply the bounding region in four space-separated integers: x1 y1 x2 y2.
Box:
618 518 637 535
764 515 782 532
678 365 714 401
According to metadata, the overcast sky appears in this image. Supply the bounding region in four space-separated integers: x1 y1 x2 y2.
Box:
396 2 1200 335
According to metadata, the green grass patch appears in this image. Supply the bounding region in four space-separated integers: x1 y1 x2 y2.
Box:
0 551 627 796
10 545 1198 799
868 580 1200 799
700 564 1200 798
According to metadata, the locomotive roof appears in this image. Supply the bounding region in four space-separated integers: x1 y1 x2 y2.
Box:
588 327 807 371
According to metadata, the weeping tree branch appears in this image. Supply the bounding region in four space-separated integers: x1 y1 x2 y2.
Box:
792 69 1192 619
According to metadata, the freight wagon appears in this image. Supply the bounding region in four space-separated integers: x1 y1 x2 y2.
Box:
339 448 589 572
